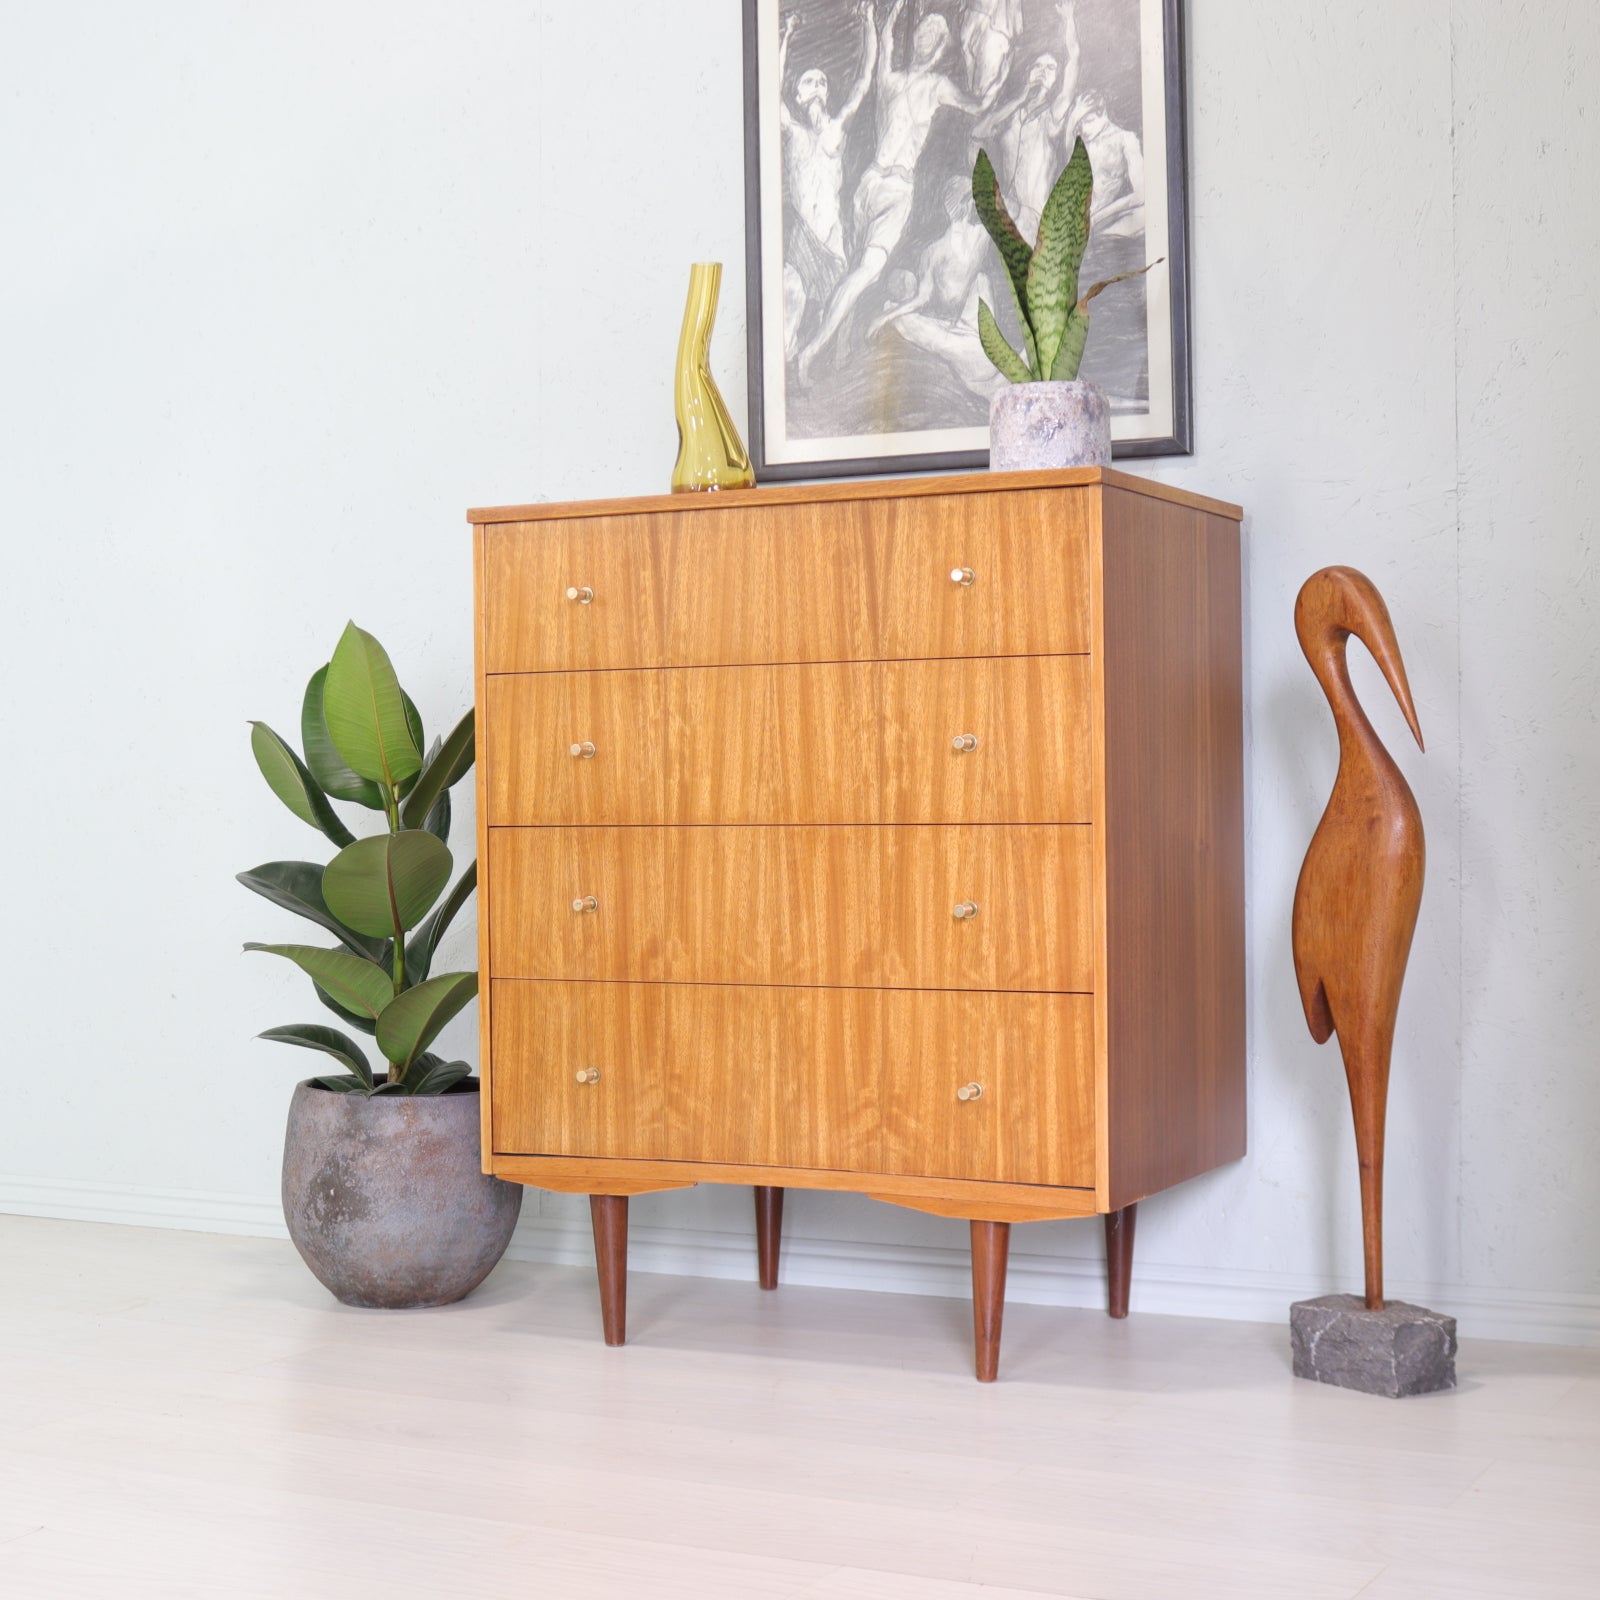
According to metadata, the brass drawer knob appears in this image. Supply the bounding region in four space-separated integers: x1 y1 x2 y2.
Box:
950 566 975 586
951 733 979 753
572 895 598 913
957 1082 984 1102
570 740 597 759
952 901 980 921
574 1067 601 1084
566 585 595 604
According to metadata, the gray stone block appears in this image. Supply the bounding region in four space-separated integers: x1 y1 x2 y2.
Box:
1290 1294 1458 1397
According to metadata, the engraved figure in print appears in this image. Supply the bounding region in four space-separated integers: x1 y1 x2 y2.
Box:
959 0 1026 100
1291 567 1426 1312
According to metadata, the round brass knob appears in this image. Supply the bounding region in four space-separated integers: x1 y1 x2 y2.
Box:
951 733 979 753
574 1067 601 1084
570 741 597 759
952 901 980 921
572 895 598 913
957 1082 984 1102
950 566 975 586
566 585 594 604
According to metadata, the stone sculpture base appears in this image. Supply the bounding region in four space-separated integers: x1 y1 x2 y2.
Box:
1290 1294 1457 1398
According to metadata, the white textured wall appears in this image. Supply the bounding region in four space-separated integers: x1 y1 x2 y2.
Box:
2 2 1596 1341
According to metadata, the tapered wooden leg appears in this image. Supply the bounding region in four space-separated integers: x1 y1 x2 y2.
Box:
970 1220 1011 1382
754 1186 784 1290
589 1194 629 1346
1105 1202 1137 1319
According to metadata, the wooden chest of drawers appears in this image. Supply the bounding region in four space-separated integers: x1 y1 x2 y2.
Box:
471 468 1245 1379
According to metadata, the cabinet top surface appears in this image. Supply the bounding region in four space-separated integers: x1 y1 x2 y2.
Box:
468 467 1243 527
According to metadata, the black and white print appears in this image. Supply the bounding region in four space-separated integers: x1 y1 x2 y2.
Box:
743 0 1190 477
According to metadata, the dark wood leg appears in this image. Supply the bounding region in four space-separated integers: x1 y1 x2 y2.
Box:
754 1186 784 1290
1105 1202 1137 1319
589 1194 629 1346
970 1220 1011 1382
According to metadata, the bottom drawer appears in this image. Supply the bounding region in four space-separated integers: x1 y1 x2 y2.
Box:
489 980 1096 1189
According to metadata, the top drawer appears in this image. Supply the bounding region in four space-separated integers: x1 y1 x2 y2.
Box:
479 490 1092 672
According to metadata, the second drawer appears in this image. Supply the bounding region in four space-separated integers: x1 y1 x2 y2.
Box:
489 825 1095 992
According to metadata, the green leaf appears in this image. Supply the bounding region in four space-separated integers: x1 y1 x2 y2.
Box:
322 623 423 789
422 787 451 845
1048 305 1090 382
311 1074 371 1094
409 1059 472 1096
369 1081 408 1095
375 971 479 1078
322 830 452 940
302 667 385 808
400 710 475 830
249 723 356 847
1026 137 1095 378
236 860 390 963
393 693 427 800
972 148 1038 371
977 298 1032 384
405 860 477 986
315 983 378 1035
244 943 394 1021
258 1023 374 1087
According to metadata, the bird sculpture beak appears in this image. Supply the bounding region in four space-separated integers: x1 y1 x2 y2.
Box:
1340 570 1425 753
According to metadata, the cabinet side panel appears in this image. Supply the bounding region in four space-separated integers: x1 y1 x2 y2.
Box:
473 524 495 1172
1101 488 1246 1208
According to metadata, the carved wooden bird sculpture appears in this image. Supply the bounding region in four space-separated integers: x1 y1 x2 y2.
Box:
1292 566 1425 1311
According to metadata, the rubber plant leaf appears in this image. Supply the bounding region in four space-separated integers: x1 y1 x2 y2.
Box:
394 692 426 800
422 787 451 846
322 830 452 941
258 1023 374 1088
243 943 394 1022
310 1075 370 1094
249 723 355 847
972 148 1038 372
321 623 423 789
374 971 479 1080
302 666 384 809
408 1060 472 1096
1026 136 1094 379
399 709 475 830
977 299 1032 384
405 861 477 986
236 860 389 964
315 982 377 1036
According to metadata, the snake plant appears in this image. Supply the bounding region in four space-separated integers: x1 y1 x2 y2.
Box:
973 136 1156 384
240 623 479 1096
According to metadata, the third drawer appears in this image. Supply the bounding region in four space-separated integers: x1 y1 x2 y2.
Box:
488 824 1095 992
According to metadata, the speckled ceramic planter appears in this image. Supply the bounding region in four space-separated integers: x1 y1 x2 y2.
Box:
282 1081 522 1309
989 380 1112 471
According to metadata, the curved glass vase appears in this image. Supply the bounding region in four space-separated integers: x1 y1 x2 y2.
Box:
671 261 755 493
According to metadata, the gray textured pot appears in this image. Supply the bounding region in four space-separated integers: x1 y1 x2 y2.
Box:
989 380 1112 471
282 1080 522 1309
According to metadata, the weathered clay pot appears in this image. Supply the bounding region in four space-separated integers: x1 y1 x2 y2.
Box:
989 380 1112 471
282 1081 522 1309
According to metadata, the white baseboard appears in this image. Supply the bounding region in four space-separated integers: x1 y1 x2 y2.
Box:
3 1174 1596 1347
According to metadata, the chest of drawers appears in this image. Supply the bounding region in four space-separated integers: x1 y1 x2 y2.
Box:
471 467 1245 1379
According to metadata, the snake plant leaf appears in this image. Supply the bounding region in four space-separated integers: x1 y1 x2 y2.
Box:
236 860 389 963
315 982 378 1035
399 710 475 831
1079 259 1161 309
1026 136 1095 378
322 830 452 940
249 723 356 847
311 1074 371 1094
302 666 384 809
405 860 477 986
258 1023 374 1087
977 298 1033 384
322 623 423 790
409 1059 472 1096
1048 305 1090 382
972 148 1038 371
244 943 394 1021
375 971 479 1079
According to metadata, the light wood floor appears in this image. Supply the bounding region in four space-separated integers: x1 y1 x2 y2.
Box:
0 1217 1595 1598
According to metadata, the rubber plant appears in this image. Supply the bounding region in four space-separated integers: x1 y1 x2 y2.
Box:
972 135 1158 384
240 622 478 1096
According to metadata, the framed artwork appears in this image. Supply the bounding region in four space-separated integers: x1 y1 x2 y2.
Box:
742 0 1192 480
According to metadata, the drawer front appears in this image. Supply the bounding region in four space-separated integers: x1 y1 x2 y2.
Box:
490 979 878 1171
489 825 1094 992
879 991 1096 1187
883 656 1094 823
480 491 1091 671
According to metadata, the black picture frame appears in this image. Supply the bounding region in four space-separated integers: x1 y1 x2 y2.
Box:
743 0 1192 481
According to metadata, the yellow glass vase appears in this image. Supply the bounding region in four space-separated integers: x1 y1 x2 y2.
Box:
671 261 755 493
